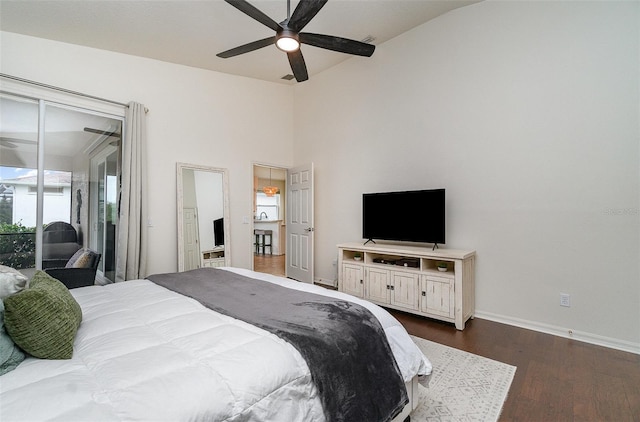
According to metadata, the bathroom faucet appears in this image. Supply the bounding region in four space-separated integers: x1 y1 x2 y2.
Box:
259 212 268 220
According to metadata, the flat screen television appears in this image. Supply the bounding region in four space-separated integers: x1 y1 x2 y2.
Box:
363 189 445 245
213 217 224 247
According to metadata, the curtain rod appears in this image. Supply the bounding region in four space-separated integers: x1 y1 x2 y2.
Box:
0 73 129 108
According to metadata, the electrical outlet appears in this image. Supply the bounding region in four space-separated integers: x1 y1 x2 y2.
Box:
560 293 571 307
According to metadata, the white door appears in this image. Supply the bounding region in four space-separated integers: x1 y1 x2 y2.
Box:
183 207 200 270
286 163 314 283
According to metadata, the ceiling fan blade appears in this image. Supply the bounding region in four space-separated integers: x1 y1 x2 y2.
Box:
0 137 37 148
288 0 328 32
224 0 281 32
300 33 375 57
217 36 276 58
287 50 309 82
83 127 121 138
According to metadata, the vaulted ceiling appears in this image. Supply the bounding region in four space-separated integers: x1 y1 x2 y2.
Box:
0 0 479 84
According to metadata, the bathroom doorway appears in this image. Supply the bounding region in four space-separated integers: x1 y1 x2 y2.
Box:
252 164 287 277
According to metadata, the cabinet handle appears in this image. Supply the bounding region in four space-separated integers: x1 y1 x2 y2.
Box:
390 285 395 291
421 291 426 296
360 279 363 284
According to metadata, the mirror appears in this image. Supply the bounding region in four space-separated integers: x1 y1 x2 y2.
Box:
177 163 230 271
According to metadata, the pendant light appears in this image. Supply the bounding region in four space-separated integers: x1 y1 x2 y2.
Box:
263 168 279 197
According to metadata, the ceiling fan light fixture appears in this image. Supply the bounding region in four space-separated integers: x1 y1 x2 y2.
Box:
276 30 300 52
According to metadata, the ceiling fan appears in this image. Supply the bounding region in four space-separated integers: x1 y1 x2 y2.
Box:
217 0 375 82
0 128 120 149
83 127 121 139
0 137 36 149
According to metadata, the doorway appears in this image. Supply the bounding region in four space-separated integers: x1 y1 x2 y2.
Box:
252 164 286 277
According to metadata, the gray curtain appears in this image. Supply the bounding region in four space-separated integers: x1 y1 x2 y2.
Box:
116 102 148 281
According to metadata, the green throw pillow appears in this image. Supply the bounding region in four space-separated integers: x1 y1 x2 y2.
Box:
3 271 82 359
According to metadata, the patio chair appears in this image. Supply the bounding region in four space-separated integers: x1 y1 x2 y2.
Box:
44 248 101 289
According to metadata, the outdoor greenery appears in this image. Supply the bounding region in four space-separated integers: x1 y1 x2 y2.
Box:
0 222 36 269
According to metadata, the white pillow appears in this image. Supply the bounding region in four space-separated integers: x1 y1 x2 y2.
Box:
0 265 29 299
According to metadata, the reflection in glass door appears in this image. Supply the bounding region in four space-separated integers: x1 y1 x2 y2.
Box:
90 144 119 283
0 94 39 273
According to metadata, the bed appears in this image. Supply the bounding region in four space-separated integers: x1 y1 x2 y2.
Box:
0 267 432 421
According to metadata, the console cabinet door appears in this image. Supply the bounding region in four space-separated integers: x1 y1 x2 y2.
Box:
365 267 391 304
390 271 419 310
421 275 454 318
342 264 364 298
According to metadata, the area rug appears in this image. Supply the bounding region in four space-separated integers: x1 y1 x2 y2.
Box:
410 335 516 422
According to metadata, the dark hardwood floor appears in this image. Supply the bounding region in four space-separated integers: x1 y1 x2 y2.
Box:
389 310 640 422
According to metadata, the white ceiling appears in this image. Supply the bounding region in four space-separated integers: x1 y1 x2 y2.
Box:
0 0 479 84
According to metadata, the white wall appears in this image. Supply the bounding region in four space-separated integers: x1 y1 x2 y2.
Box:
1 31 295 273
292 1 640 351
2 1 638 352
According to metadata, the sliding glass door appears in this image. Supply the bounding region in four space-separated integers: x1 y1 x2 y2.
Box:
0 92 123 282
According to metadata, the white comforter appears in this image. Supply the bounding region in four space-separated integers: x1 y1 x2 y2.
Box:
0 268 431 421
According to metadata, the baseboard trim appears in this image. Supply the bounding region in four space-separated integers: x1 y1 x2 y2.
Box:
475 310 640 355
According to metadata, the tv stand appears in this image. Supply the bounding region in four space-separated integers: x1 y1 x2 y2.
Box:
338 242 475 330
432 243 439 251
201 247 225 268
363 239 376 245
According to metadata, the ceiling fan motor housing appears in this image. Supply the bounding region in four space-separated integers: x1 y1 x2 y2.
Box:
276 28 300 52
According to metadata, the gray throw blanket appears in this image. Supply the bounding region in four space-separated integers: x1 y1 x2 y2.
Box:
147 268 408 422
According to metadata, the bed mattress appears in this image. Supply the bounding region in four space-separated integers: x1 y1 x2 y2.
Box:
0 268 431 421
